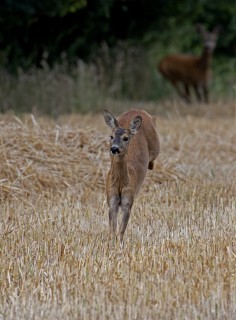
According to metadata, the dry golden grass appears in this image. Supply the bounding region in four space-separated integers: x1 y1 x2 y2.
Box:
0 101 236 319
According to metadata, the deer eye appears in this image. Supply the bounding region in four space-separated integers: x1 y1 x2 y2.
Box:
110 135 114 140
123 136 129 141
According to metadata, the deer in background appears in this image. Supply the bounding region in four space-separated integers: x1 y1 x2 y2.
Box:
158 25 221 103
103 109 160 244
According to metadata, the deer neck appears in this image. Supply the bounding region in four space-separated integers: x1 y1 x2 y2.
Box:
110 155 129 187
199 48 213 69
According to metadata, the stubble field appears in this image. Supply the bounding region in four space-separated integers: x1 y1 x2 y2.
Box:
0 100 236 319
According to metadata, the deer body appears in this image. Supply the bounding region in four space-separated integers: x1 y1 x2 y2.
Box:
103 109 160 243
158 26 220 103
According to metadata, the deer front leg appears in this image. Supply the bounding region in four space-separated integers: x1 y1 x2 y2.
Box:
108 195 120 241
119 194 134 243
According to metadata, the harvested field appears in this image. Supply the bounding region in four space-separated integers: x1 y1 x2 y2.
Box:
0 101 236 319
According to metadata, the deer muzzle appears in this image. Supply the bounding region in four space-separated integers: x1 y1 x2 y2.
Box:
111 146 120 154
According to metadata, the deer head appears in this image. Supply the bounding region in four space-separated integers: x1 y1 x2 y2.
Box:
196 24 221 51
103 110 142 156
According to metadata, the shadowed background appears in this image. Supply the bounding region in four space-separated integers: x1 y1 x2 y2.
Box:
0 0 236 114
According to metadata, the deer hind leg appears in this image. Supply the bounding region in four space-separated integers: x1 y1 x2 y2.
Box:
160 70 183 100
108 195 120 241
203 85 209 103
168 79 190 103
119 195 134 243
148 161 154 170
193 85 202 102
184 84 191 103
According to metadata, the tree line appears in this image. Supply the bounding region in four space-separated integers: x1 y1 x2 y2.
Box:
0 0 236 71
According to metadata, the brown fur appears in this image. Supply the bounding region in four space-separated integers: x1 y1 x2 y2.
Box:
158 25 220 103
104 109 160 243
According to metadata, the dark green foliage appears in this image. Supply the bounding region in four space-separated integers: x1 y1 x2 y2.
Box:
0 0 236 71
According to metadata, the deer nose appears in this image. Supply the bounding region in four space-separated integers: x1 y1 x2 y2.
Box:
111 146 120 154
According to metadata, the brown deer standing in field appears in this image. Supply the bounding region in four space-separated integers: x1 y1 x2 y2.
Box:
103 109 160 244
158 25 221 103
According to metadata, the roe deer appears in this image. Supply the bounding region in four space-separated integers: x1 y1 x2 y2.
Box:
103 109 160 243
158 25 221 103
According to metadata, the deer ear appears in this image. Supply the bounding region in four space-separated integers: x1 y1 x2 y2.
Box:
103 110 119 129
129 116 142 135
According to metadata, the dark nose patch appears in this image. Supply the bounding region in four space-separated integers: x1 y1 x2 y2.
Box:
111 146 120 154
